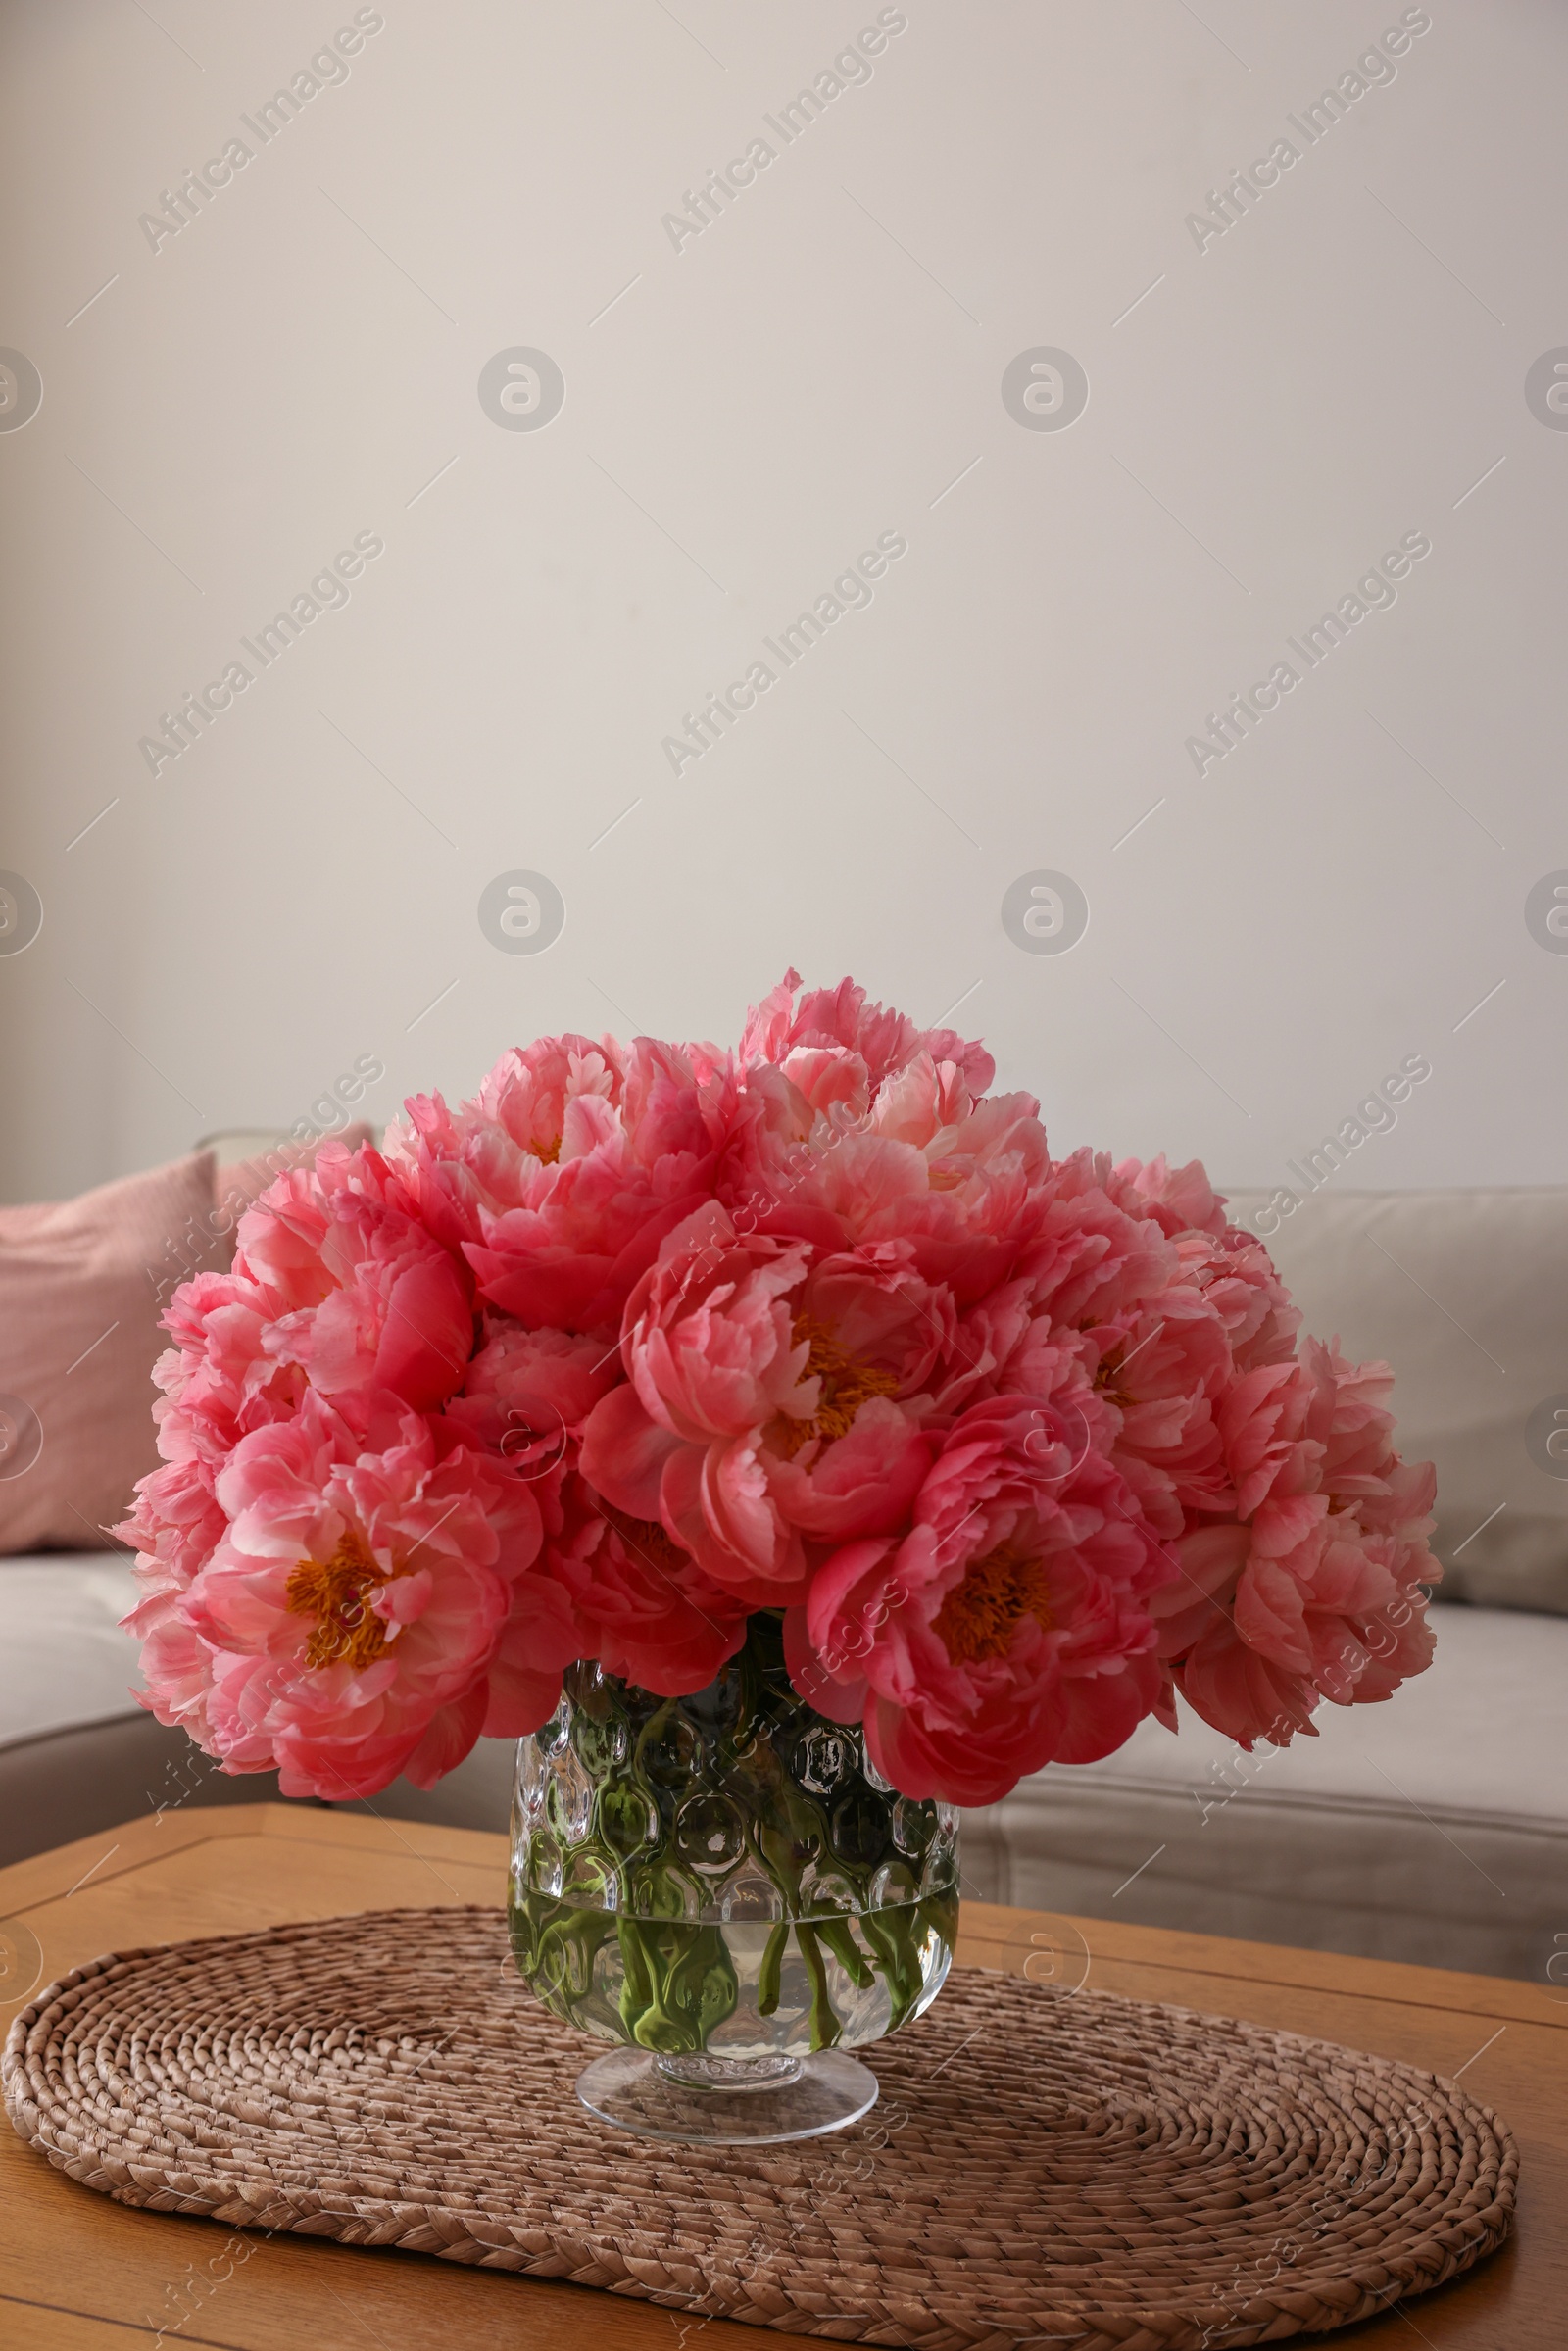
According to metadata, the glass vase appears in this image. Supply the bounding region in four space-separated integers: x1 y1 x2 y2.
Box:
508 1613 959 2143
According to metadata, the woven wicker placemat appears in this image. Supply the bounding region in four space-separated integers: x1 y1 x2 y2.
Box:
3 1905 1514 2350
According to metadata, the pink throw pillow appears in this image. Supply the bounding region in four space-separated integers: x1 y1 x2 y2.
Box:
0 1151 226 1553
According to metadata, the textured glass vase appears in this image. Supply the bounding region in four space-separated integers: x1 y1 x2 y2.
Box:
508 1614 958 2141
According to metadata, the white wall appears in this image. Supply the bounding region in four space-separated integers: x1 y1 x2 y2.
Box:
0 0 1562 1204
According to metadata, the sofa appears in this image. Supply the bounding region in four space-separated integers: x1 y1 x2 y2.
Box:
2 1158 1563 1984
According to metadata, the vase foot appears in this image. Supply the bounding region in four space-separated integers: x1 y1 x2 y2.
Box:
575 2046 879 2144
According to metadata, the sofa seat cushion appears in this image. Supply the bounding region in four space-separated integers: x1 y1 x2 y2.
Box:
0 1552 285 1868
0 1552 144 1739
961 1604 1568 1983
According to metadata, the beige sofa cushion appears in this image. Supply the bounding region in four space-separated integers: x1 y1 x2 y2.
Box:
1223 1188 1568 1611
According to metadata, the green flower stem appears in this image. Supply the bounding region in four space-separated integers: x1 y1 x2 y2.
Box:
861 1893 961 2033
810 1914 875 1991
616 1916 740 2052
616 1912 658 2039
757 1919 789 2018
858 1906 925 2033
744 1753 833 1907
793 1923 842 2051
630 1696 679 1784
664 1924 739 2047
523 1903 617 2032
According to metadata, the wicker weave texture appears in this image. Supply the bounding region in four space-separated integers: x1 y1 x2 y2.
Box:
3 1906 1515 2350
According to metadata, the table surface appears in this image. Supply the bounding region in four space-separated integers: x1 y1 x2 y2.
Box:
0 1804 1561 2351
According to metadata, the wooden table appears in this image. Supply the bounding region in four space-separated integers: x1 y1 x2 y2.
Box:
0 1806 1561 2349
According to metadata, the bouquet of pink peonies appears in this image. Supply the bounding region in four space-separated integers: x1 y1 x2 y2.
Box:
120 973 1439 1810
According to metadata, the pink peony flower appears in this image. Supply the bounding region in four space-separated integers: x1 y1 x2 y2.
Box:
476 1032 624 1157
726 1109 1049 1306
1087 1285 1236 1540
114 1268 308 1606
739 968 996 1102
151 1268 302 1455
1151 1337 1439 1746
384 1035 731 1334
581 1208 942 1605
384 1036 624 1250
545 1473 748 1694
117 1456 227 1592
239 1142 474 1416
1009 1149 1177 1330
443 1316 620 1469
788 1396 1175 1805
126 1395 577 1799
1156 1511 1437 1746
1182 1222 1301 1374
1102 1152 1230 1241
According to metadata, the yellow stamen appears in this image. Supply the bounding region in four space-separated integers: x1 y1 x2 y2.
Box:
532 1135 562 1164
933 1543 1053 1664
774 1314 899 1459
285 1530 393 1671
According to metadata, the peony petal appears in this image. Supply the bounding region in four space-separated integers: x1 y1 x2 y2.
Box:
580 1383 685 1516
